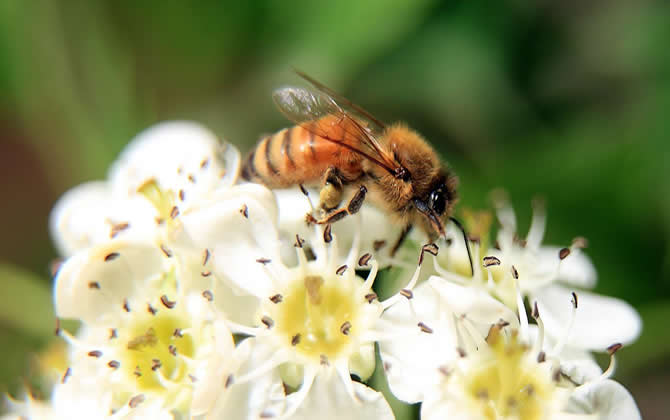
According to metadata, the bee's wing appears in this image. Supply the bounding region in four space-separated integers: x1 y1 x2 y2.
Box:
272 85 401 175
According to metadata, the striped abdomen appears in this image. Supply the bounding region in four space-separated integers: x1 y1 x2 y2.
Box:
242 119 364 188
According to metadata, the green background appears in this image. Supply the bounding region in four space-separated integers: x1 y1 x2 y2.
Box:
0 0 668 418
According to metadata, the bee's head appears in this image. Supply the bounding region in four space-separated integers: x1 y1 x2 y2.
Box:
413 170 458 237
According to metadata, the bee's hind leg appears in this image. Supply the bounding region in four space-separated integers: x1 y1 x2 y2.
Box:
319 167 345 211
316 185 367 225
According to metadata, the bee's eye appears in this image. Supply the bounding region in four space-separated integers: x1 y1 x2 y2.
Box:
429 190 447 215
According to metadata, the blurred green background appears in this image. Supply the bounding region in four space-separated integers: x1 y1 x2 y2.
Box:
0 0 668 418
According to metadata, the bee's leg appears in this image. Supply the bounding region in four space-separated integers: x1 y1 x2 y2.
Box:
316 185 367 225
319 167 345 211
390 224 414 257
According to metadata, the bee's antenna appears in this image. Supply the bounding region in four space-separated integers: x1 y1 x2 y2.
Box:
449 217 474 277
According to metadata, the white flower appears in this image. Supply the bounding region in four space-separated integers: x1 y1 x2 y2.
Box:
433 199 642 351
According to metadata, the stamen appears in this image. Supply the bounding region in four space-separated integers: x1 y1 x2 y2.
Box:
160 295 176 309
513 274 528 341
269 294 283 304
531 302 545 357
381 264 421 309
336 265 347 276
240 204 249 218
128 394 145 408
551 293 578 357
61 367 72 384
362 260 379 291
202 249 211 266
358 253 371 267
104 252 120 262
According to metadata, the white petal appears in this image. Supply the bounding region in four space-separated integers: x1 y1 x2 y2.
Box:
109 121 240 202
286 368 394 420
49 181 156 256
177 184 280 298
566 380 641 420
54 241 166 322
533 284 642 351
539 246 597 288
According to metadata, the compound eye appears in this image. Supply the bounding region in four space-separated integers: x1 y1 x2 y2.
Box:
430 190 447 215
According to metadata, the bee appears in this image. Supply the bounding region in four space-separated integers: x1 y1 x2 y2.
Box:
242 72 472 269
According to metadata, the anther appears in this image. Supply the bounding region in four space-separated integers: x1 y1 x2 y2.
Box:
188 174 196 183
179 189 185 202
340 321 352 335
537 351 546 363
104 252 120 262
108 360 120 369
336 264 347 275
323 224 333 243
200 158 210 169
160 244 173 258
134 366 142 377
358 253 371 266
202 290 214 301
170 206 179 219
418 322 433 334
438 366 451 377
364 293 378 303
571 292 578 309
260 411 275 418
256 258 271 265
511 265 519 279
109 328 117 339
173 328 183 338
240 204 249 218
129 394 145 408
419 243 439 265
552 368 561 382
160 295 176 309
320 354 330 366
225 374 234 388
299 184 309 196
482 256 501 267
572 236 588 249
532 301 540 319
400 289 413 299
269 294 283 304
123 299 130 312
61 367 71 384
147 304 157 315
201 271 212 277
88 350 102 358
261 316 274 329
294 234 305 248
151 359 162 371
497 319 510 328
291 333 301 346
607 343 622 355
110 222 130 238
88 281 101 289
189 374 197 382
456 347 467 357
168 345 177 356
373 240 386 251
559 248 570 260
201 249 211 267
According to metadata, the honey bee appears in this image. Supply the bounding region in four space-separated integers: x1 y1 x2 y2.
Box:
242 72 472 267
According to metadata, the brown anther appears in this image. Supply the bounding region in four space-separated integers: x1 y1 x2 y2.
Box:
108 360 120 369
123 299 130 312
200 158 210 169
291 333 301 346
320 354 329 366
147 304 157 315
260 411 275 418
109 328 117 339
373 240 386 251
537 351 546 363
240 204 249 218
438 366 451 377
151 359 162 371
61 367 72 384
160 295 176 309
110 222 130 238
202 290 214 302
129 394 145 408
364 293 378 303
88 281 101 289
269 294 283 304
159 244 173 258
294 234 305 248
572 236 588 249
419 243 439 265
189 374 198 383
178 189 185 202
456 348 467 357
155 217 165 225
225 374 234 388
400 289 413 299
88 350 102 358
526 384 535 396
571 292 578 309
607 343 623 355
173 328 183 338
323 224 333 243
552 368 561 382
340 321 352 335
256 258 271 265
532 302 540 319
482 256 501 267
187 174 196 183
134 366 142 377
336 264 348 275
299 184 309 196
511 265 519 280
418 322 434 334
168 345 177 356
201 271 212 277
261 316 274 329
104 252 120 262
559 247 570 260
170 206 180 219
358 253 372 267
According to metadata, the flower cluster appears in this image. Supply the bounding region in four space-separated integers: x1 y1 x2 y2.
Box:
3 122 642 419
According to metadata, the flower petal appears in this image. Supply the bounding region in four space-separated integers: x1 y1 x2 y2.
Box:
54 241 166 323
566 379 641 420
533 284 642 351
539 246 597 288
